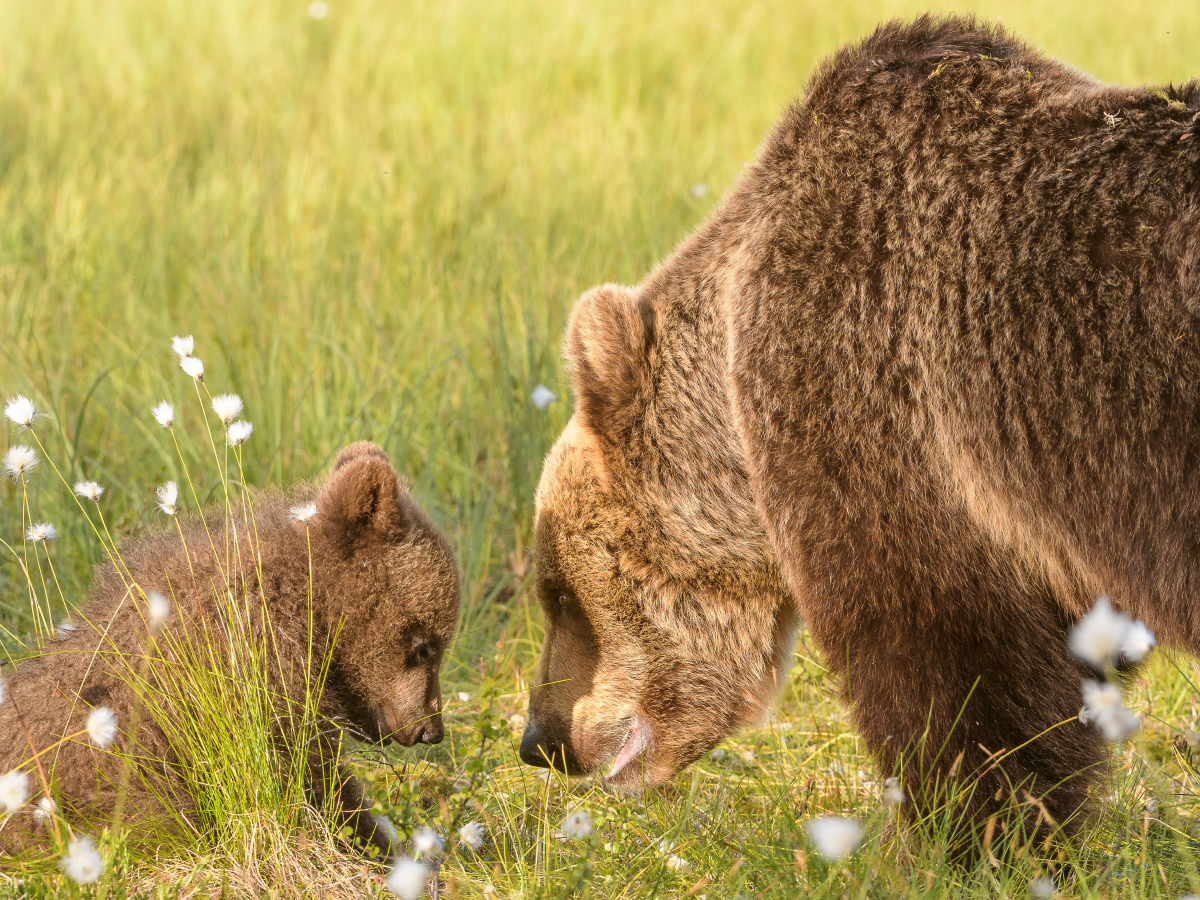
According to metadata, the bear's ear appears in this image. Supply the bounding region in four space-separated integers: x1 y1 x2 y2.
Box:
563 283 657 440
331 440 393 473
318 446 410 545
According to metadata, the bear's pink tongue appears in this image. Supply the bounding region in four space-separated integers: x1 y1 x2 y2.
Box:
606 713 651 779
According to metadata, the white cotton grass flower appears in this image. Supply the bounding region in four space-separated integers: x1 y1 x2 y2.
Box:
560 809 592 839
1079 680 1122 722
226 420 253 446
309 0 329 19
1030 874 1056 898
805 815 863 862
1097 704 1140 742
180 356 204 380
146 591 170 634
34 795 57 823
4 394 36 428
0 769 29 813
386 856 430 900
290 502 318 524
530 385 557 409
883 776 905 806
665 853 691 872
457 692 471 703
157 481 179 516
1120 620 1156 663
411 825 444 857
2 445 38 481
1069 595 1131 669
61 836 103 885
458 820 485 851
151 400 175 428
211 393 243 425
74 480 104 501
655 842 690 872
86 707 118 749
1079 680 1140 742
171 335 195 357
26 522 57 543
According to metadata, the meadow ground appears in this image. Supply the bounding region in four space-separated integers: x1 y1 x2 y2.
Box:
3 0 1200 896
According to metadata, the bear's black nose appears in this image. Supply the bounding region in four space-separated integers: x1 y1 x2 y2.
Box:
519 720 551 767
421 718 444 744
519 718 571 770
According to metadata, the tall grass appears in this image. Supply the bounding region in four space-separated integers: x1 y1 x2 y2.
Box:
0 367 377 896
3 0 1200 897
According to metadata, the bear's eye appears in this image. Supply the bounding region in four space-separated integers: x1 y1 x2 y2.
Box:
409 640 436 666
555 589 582 625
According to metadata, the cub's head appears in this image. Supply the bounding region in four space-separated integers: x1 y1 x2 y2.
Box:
520 284 796 790
308 442 460 748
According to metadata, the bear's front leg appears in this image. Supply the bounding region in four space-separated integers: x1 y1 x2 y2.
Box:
793 498 1107 850
308 751 396 856
336 765 398 855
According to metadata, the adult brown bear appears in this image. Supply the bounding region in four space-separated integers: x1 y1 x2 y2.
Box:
519 15 1200 839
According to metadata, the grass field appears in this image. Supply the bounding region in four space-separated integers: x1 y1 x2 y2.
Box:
4 0 1200 896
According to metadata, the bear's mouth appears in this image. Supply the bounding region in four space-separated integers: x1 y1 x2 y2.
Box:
606 712 652 780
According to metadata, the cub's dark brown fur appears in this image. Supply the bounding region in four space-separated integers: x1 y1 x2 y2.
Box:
1 442 459 854
522 15 1200 840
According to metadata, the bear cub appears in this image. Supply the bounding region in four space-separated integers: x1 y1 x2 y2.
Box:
0 441 459 855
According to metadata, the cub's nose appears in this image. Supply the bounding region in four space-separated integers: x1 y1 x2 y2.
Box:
421 716 444 745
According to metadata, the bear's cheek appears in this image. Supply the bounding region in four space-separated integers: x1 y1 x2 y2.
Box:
565 661 650 767
546 628 648 767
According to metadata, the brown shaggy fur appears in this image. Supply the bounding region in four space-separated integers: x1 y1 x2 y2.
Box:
1 442 459 854
521 15 1200 841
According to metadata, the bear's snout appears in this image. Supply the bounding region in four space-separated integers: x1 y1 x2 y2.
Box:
519 716 576 772
419 716 444 745
390 716 442 747
369 703 444 747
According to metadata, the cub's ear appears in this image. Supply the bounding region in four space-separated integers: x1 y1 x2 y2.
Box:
318 447 410 546
563 283 656 439
331 440 393 472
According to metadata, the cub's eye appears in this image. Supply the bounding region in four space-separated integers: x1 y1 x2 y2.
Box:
409 640 436 666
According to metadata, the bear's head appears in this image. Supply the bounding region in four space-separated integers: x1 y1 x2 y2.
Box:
520 283 797 790
308 442 460 748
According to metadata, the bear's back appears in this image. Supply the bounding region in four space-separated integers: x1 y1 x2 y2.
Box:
725 14 1200 646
